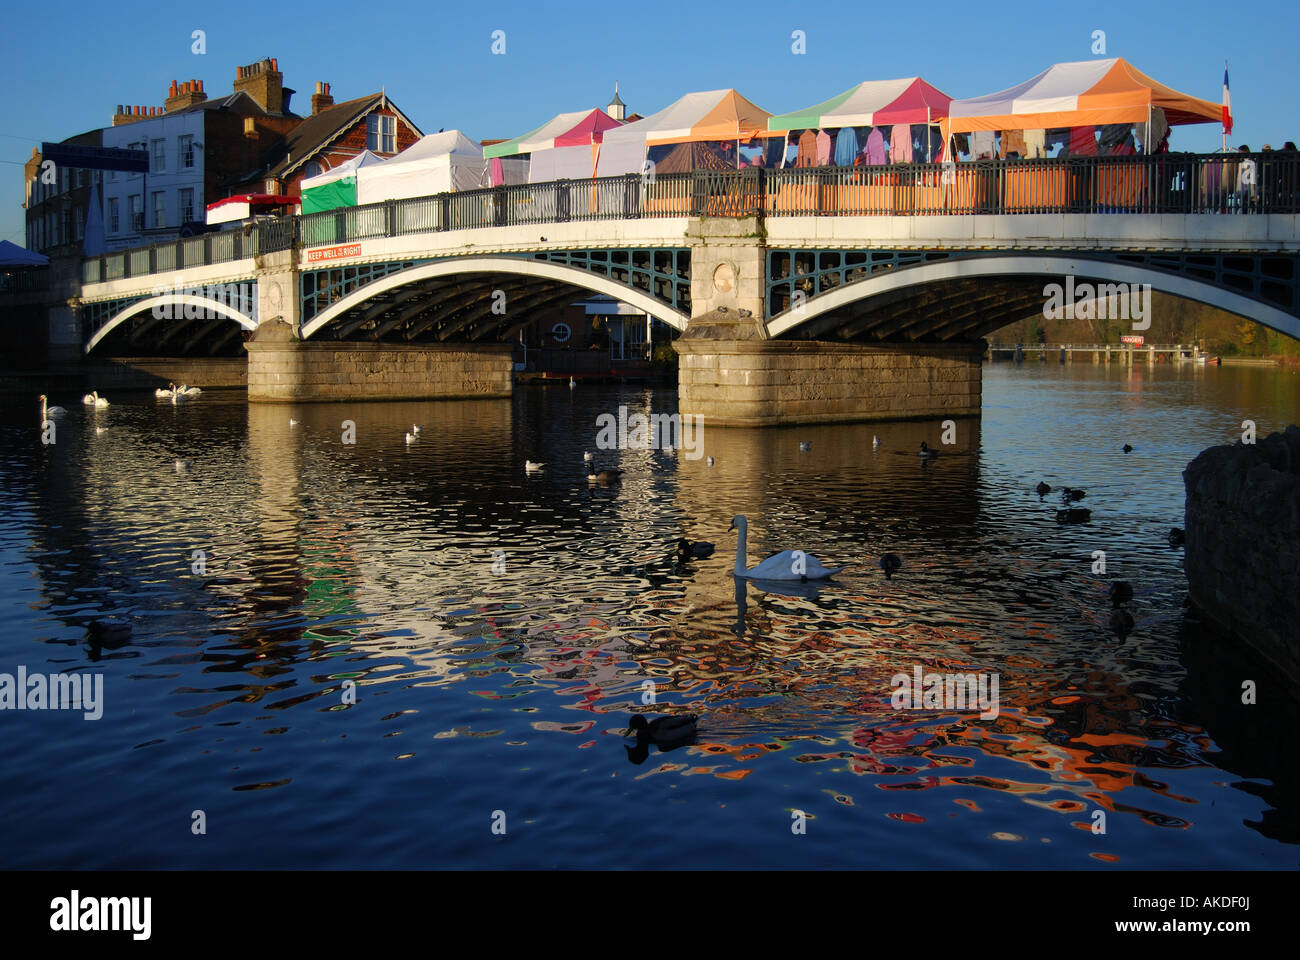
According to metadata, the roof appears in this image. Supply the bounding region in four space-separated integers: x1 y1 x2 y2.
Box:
0 240 49 267
948 58 1222 132
603 89 779 146
260 93 423 180
769 78 953 130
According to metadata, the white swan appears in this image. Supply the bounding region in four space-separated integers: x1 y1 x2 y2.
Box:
289 418 299 427
569 377 576 389
799 441 811 452
729 514 842 581
82 390 109 408
873 435 881 449
404 432 417 445
583 451 594 462
155 382 177 400
179 385 201 398
39 395 66 419
411 425 422 436
525 460 545 472
171 389 187 405
95 425 108 436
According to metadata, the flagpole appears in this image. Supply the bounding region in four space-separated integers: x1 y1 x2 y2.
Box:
1222 61 1228 153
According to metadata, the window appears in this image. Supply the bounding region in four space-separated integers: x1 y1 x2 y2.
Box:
179 134 194 169
108 197 120 233
131 142 145 177
151 139 166 173
179 188 194 224
303 160 322 179
152 191 165 228
129 194 142 232
366 114 396 153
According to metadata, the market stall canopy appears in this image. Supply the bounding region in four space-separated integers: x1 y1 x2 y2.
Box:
0 239 49 266
947 58 1223 133
768 77 953 130
300 150 384 213
205 194 299 226
356 130 484 204
598 88 777 176
484 108 621 159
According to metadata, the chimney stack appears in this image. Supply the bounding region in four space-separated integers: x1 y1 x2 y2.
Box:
233 57 285 115
312 81 335 115
165 76 208 113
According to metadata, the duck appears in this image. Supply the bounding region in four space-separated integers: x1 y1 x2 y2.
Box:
676 538 715 561
799 441 812 452
919 441 939 459
588 467 623 483
706 455 715 467
1055 507 1092 524
38 395 66 419
1109 581 1134 608
1168 527 1185 547
1109 607 1135 640
1035 481 1052 496
729 514 842 581
405 432 417 445
1123 444 1133 453
155 382 177 400
87 617 132 647
879 553 902 579
625 713 699 744
525 460 545 473
82 390 109 408
1061 487 1086 502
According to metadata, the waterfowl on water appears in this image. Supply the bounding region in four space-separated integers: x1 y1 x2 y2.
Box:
87 617 132 647
411 425 422 436
676 538 715 561
729 514 841 581
569 377 576 389
873 435 881 449
525 460 545 473
706 455 715 467
1123 444 1133 453
1110 607 1135 640
625 713 699 744
588 467 622 483
155 382 177 399
799 441 811 452
405 432 417 445
1168 527 1185 547
1035 481 1052 496
174 459 191 473
82 390 109 408
38 395 66 419
919 441 939 459
584 450 594 462
1061 487 1086 502
170 388 187 405
1109 581 1134 608
94 425 108 436
180 385 201 398
289 418 300 427
1055 508 1092 524
879 553 902 579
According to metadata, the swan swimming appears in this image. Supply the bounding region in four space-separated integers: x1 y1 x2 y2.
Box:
525 460 545 472
179 385 201 398
38 395 66 419
82 390 109 408
728 514 841 581
405 432 417 445
155 382 177 400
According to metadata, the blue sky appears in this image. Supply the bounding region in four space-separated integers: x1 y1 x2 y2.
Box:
3 0 1297 247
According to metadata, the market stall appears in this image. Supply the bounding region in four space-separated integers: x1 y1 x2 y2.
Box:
355 130 486 204
299 150 383 214
485 108 622 183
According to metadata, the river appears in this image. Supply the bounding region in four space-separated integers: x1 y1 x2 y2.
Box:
1 360 1297 868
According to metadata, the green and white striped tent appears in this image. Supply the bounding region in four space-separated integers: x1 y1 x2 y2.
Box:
299 150 384 214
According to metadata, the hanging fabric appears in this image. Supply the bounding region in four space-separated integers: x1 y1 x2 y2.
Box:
795 130 818 167
864 127 887 165
1069 126 1098 155
1001 129 1028 158
1023 129 1046 158
833 128 859 166
890 124 913 163
815 131 832 165
971 130 996 159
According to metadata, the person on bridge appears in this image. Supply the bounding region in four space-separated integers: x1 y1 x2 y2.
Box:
1236 145 1257 213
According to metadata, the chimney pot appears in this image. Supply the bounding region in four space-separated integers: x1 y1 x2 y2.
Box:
198 79 204 92
271 58 278 71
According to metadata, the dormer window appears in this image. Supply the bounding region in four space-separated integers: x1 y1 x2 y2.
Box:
367 114 396 154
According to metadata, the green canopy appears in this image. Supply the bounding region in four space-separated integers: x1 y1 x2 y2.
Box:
301 176 357 214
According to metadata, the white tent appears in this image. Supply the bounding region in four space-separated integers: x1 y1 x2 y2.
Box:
356 130 485 204
301 149 383 190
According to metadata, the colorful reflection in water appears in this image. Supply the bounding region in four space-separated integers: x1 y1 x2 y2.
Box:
0 361 1297 868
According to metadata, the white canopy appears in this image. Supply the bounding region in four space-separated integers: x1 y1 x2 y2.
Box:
301 149 383 191
356 130 485 203
597 89 776 176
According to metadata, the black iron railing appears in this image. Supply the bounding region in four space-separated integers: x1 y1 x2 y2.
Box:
82 153 1299 283
0 267 51 295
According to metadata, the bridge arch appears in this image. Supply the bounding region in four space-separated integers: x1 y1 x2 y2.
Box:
85 295 258 354
767 254 1300 342
299 256 690 340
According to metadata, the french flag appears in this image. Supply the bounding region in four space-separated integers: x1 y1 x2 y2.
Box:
1222 65 1233 136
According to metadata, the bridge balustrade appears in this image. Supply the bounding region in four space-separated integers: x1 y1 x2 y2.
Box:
80 153 1299 285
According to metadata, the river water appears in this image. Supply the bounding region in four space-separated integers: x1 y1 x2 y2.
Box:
2 360 1298 868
